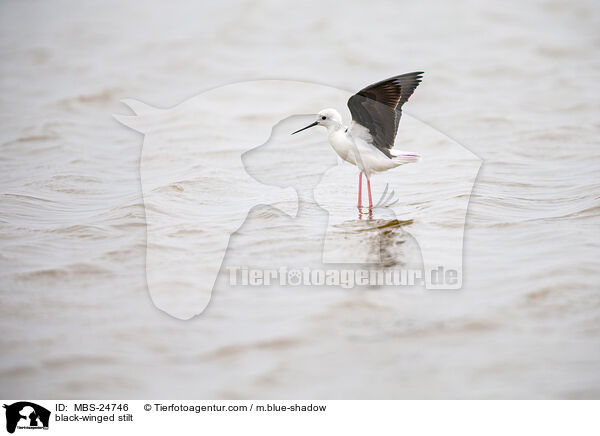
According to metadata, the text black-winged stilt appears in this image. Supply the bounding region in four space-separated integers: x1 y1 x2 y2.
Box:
292 72 423 210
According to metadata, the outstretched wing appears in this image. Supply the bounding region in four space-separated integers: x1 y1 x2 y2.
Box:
347 72 423 158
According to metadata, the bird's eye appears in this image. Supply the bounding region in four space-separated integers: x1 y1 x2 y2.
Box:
321 116 326 120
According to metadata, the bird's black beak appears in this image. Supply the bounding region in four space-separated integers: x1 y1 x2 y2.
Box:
291 121 318 135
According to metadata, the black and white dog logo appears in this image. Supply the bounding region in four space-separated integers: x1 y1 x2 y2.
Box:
3 402 50 434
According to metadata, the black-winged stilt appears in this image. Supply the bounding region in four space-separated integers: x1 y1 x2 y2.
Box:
292 72 423 209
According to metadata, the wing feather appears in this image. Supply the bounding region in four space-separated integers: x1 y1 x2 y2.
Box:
347 72 423 158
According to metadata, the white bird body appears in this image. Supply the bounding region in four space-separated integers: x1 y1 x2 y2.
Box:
292 72 424 209
323 114 420 178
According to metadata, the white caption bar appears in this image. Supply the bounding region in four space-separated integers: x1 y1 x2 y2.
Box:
1 400 598 435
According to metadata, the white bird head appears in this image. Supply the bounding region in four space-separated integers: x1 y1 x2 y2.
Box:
292 108 342 134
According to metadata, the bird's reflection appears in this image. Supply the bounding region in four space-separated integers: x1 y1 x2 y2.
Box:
357 206 373 220
332 218 414 268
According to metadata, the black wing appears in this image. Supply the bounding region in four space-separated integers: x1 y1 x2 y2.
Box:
347 72 423 158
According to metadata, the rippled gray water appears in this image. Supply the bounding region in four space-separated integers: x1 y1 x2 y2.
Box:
1 0 599 398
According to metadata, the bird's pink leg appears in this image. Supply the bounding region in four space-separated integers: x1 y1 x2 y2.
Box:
367 178 373 208
357 172 363 209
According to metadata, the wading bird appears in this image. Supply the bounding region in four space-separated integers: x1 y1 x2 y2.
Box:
292 72 423 209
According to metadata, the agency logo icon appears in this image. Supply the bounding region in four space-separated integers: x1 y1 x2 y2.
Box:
3 402 50 434
115 80 480 319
